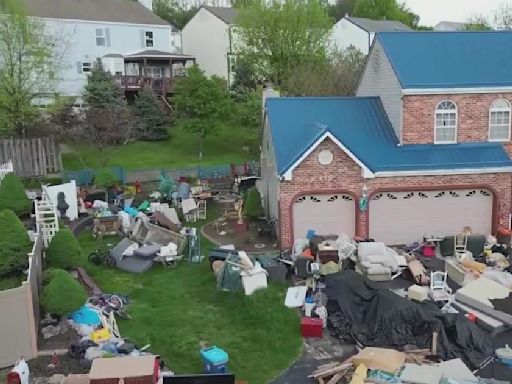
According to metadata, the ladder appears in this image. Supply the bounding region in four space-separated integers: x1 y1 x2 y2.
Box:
35 186 59 248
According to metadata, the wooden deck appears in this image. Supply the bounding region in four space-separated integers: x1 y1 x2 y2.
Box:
114 75 177 94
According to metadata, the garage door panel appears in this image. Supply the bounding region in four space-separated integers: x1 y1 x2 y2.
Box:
293 194 355 240
369 189 493 245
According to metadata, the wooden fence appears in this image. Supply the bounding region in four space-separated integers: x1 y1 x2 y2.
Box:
0 137 62 178
0 235 42 368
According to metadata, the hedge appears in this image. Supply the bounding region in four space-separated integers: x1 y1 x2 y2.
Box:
46 228 83 270
0 209 31 276
41 269 86 316
0 173 32 216
243 187 263 219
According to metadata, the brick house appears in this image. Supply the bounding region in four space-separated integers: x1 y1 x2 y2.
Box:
258 32 512 249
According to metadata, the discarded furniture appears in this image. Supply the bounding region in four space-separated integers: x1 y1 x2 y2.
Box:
429 271 452 304
182 198 198 222
93 216 120 238
353 348 405 374
356 242 398 281
131 219 186 255
445 258 472 286
197 200 207 220
257 219 276 241
316 241 339 264
240 264 268 295
110 238 154 274
256 255 287 283
151 211 180 232
408 285 429 302
89 355 158 384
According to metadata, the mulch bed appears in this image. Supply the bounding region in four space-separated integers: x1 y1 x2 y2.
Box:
27 354 89 377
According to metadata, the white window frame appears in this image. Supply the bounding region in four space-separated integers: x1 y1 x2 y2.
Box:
82 62 93 73
434 100 458 144
145 31 154 48
489 98 511 142
96 28 106 46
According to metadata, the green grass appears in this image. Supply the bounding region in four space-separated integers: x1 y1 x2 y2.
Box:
76 208 301 383
63 125 257 170
0 273 24 291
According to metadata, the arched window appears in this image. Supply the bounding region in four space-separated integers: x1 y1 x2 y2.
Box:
489 98 511 142
435 100 457 144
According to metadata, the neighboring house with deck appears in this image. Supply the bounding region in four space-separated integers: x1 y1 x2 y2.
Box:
20 0 194 103
330 16 412 55
259 32 512 248
182 6 239 86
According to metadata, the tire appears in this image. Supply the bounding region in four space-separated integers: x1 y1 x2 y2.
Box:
88 252 101 264
106 255 116 267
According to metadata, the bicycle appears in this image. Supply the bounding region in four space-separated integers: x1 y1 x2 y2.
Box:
88 244 116 267
87 293 132 320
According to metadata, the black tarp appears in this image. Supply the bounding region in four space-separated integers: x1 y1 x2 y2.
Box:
324 270 493 369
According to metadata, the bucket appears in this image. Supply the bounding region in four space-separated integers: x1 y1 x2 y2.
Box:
496 345 512 368
304 296 315 317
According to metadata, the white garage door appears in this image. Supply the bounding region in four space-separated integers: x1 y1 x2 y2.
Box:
293 194 355 240
369 189 493 245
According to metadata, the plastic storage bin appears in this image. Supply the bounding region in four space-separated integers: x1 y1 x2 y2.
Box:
240 265 268 295
200 346 229 373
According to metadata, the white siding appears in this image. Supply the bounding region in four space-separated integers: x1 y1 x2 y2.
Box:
330 18 371 54
182 8 230 79
257 115 280 223
42 18 172 97
170 31 182 53
357 40 403 139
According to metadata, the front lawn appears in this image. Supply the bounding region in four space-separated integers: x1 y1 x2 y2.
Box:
76 212 301 383
63 124 257 170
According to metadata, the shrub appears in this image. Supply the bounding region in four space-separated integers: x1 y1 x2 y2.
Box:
243 187 263 219
94 168 119 189
46 228 83 270
42 267 60 288
0 209 31 276
41 270 86 316
0 173 32 216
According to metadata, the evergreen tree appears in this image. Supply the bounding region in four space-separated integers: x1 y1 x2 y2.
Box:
83 60 125 109
133 87 170 141
0 209 31 276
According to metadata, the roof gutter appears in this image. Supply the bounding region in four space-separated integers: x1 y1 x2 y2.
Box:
374 166 512 178
403 86 512 95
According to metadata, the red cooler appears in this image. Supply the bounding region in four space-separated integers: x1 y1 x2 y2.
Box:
300 317 323 338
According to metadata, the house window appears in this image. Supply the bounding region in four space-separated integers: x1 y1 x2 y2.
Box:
145 31 154 47
147 66 164 78
96 28 106 46
82 62 92 73
489 98 511 142
434 100 457 144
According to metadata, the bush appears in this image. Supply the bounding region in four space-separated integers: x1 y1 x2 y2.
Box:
41 270 86 316
0 173 32 216
0 209 31 276
94 168 119 189
46 228 83 270
243 187 263 219
42 267 60 288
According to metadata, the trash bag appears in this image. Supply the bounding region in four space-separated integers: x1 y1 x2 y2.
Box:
216 253 244 292
69 340 98 360
324 270 493 369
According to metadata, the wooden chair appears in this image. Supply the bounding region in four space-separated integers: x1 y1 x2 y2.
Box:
258 219 276 241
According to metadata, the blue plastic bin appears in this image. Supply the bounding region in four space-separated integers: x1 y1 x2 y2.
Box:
200 346 229 373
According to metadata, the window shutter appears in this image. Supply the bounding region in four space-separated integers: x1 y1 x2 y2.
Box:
76 61 82 74
140 30 145 48
105 28 111 47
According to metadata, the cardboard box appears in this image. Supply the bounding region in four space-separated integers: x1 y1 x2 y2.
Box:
352 347 405 373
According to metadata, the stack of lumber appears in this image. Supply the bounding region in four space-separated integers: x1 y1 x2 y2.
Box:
309 357 354 384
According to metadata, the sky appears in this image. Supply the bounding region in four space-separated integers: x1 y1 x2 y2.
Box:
403 0 504 26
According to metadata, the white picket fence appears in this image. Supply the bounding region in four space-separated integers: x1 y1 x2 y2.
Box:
35 186 59 248
0 160 13 185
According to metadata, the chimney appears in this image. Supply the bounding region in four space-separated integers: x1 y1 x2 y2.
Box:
138 0 153 12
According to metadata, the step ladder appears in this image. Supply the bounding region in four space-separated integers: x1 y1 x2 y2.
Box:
35 186 59 248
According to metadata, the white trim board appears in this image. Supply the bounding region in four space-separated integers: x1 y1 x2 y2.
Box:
375 166 512 177
282 132 375 181
403 86 512 95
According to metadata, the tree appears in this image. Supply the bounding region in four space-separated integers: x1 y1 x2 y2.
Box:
132 87 170 141
235 0 333 86
282 47 365 97
41 269 87 316
230 58 260 97
58 63 135 167
153 0 199 30
243 187 263 219
46 228 83 270
0 173 32 216
0 209 31 276
353 0 419 29
495 2 512 30
0 0 65 137
328 0 357 22
173 65 231 160
464 15 493 30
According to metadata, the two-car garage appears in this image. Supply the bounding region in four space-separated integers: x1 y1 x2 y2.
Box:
291 189 494 245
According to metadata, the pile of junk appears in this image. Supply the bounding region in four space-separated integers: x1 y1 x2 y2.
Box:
259 227 512 383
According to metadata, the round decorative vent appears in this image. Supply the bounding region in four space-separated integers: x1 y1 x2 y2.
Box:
318 149 333 165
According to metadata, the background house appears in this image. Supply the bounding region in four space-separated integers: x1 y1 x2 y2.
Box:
434 21 466 31
330 16 412 55
22 0 194 102
259 31 512 248
182 6 239 86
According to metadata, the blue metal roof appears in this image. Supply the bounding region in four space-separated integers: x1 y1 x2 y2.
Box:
377 31 512 89
265 97 512 175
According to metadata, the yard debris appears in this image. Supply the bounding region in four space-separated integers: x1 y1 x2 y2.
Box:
42 324 62 339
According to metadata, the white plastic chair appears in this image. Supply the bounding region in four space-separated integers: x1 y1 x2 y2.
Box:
430 271 452 303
